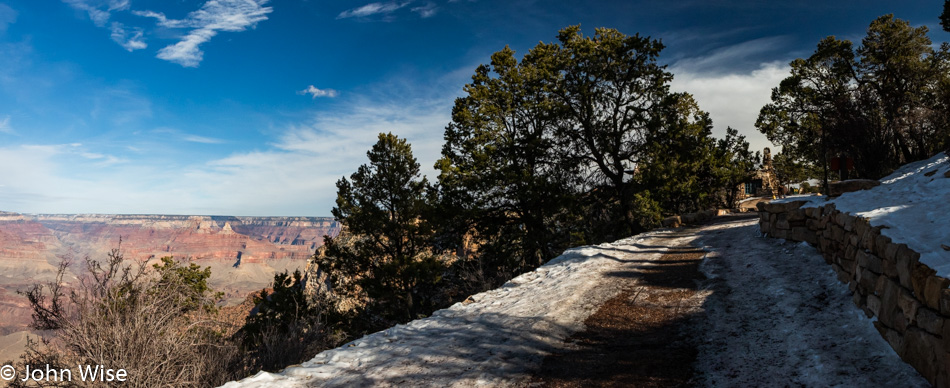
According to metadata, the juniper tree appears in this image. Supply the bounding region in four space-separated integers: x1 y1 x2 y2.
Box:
322 133 443 329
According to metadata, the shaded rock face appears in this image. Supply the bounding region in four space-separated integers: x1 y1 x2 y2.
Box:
0 212 341 337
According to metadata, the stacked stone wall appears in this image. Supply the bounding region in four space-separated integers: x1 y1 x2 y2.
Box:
758 200 950 387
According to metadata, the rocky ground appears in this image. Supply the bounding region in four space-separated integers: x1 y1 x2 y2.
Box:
225 214 929 387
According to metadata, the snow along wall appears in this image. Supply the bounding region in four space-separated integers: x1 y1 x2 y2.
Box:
758 195 949 386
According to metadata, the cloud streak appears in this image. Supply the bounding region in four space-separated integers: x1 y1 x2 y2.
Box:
411 3 438 18
0 115 12 134
298 85 339 99
0 3 16 34
110 22 146 51
337 1 410 19
142 0 273 67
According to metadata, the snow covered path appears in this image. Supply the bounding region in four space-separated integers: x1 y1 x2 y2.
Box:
693 216 927 386
224 215 928 387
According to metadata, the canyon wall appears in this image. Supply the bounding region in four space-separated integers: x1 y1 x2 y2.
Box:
0 211 341 346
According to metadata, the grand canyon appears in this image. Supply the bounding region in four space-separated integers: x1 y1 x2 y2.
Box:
0 211 340 361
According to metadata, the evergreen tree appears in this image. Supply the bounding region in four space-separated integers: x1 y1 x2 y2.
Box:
553 26 673 236
322 133 443 329
437 44 578 285
758 15 950 183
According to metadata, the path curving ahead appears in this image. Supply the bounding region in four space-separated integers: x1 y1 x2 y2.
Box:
223 215 928 387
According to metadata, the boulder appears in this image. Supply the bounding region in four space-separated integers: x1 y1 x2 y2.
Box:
828 179 881 197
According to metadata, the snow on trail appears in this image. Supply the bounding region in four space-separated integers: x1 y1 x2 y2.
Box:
224 215 928 387
693 216 928 387
224 230 696 388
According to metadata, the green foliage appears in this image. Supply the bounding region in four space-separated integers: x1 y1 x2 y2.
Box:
243 270 316 346
772 151 810 188
636 93 720 215
152 256 221 313
757 15 950 181
554 26 673 236
436 43 578 284
323 133 445 331
943 1 950 33
713 127 760 208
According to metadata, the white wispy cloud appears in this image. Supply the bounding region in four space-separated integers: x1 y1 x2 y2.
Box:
337 1 411 19
110 22 146 51
188 96 450 215
183 134 226 144
0 115 12 134
670 61 790 152
140 0 273 67
298 85 339 99
670 36 791 75
62 0 130 26
0 3 17 34
411 3 438 18
63 0 144 52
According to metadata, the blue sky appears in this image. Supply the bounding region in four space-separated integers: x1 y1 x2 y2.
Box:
0 0 945 216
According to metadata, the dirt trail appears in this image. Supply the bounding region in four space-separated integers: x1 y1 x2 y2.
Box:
530 245 707 387
532 214 928 387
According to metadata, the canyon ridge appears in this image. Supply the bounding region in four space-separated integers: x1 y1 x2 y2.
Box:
0 211 341 360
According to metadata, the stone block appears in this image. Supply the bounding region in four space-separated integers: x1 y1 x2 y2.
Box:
880 278 901 327
899 288 922 325
868 294 883 317
861 229 877 251
759 212 769 223
788 208 806 222
661 215 682 228
776 213 790 230
791 227 816 244
835 212 847 226
847 232 861 247
844 244 858 262
903 328 940 383
925 276 950 311
772 228 788 239
898 247 922 289
883 255 898 279
875 234 893 256
804 207 817 218
941 289 950 316
840 258 856 276
875 275 888 296
759 221 770 234
843 215 855 232
914 264 939 300
866 254 883 274
885 328 905 356
885 242 903 262
853 292 865 308
831 225 845 242
806 218 821 231
859 268 879 292
681 213 698 224
856 250 869 270
756 201 767 211
918 308 945 335
828 179 881 197
854 217 869 237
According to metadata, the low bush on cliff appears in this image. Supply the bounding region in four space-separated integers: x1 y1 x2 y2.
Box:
13 250 247 387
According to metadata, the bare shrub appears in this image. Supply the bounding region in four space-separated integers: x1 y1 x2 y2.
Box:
12 249 245 387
